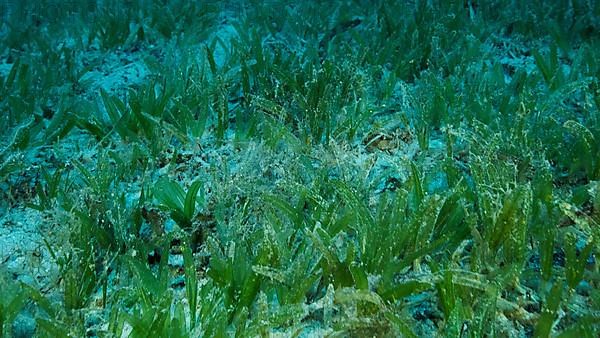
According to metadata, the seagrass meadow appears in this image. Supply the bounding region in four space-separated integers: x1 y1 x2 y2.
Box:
0 0 599 337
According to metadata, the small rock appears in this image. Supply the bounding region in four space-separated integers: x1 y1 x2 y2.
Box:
11 313 36 338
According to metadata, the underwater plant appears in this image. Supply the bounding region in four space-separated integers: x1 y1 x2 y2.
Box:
0 0 599 336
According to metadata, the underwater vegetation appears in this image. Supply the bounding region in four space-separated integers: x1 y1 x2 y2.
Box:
0 0 599 337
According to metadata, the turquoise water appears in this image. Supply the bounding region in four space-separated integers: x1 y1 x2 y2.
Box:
1 1 599 337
